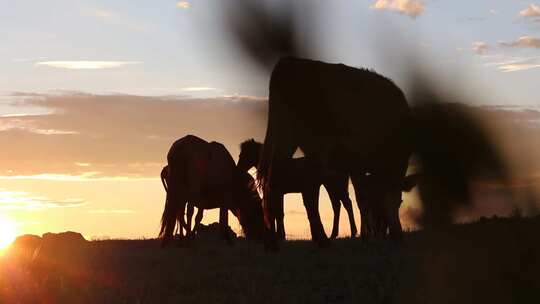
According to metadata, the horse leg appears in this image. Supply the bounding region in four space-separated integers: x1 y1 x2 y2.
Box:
342 195 357 238
351 174 370 241
185 203 194 239
193 208 203 233
388 205 403 242
327 190 341 239
335 175 357 238
176 213 183 237
301 187 329 247
264 188 280 250
276 195 286 240
219 207 233 244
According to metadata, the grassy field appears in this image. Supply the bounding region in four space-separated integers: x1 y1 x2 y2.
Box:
1 216 539 304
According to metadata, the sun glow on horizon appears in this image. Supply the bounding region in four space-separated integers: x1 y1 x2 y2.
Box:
0 215 17 250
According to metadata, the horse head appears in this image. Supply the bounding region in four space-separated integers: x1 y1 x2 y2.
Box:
238 139 263 172
355 173 419 240
233 170 267 240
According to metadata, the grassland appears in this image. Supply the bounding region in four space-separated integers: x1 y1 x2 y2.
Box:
1 216 539 304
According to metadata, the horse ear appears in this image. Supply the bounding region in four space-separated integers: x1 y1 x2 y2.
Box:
402 174 420 192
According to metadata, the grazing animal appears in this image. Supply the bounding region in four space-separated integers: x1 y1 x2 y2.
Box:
257 57 418 247
161 165 203 238
238 139 357 239
159 135 266 246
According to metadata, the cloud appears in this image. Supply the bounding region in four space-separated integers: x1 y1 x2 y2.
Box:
0 92 267 178
177 1 191 9
88 209 135 214
0 189 86 210
0 173 156 182
499 60 540 72
180 87 218 92
519 4 540 18
499 36 540 49
35 61 141 70
370 0 425 19
12 57 48 63
485 56 540 72
472 41 490 55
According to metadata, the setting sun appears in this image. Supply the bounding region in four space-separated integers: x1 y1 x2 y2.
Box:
0 215 17 250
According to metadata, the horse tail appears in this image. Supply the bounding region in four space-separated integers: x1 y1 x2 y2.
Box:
160 165 168 192
159 165 182 246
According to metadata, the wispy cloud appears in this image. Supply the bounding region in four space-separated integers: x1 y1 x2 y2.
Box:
499 36 540 49
176 1 191 9
370 0 425 19
0 173 156 182
180 87 218 92
0 92 267 178
472 41 490 55
35 61 141 70
0 189 86 210
88 209 135 214
12 57 48 63
485 57 540 72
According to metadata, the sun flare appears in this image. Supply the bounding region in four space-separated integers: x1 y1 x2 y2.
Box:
0 216 17 250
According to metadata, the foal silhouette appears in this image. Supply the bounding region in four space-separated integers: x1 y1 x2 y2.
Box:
238 139 357 240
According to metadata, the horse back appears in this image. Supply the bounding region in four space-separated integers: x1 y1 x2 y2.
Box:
269 57 412 174
206 141 237 189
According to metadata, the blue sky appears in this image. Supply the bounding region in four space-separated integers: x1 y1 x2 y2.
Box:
1 0 539 104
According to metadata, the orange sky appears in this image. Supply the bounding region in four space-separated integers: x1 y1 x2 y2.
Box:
0 92 538 240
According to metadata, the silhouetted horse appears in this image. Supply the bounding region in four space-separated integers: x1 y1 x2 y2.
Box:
257 58 418 247
161 165 203 238
223 1 509 248
238 139 357 239
159 135 266 246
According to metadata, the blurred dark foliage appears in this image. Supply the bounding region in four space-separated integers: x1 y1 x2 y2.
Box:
409 86 509 228
224 0 302 70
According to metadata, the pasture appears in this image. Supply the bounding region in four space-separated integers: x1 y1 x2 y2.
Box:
1 215 539 304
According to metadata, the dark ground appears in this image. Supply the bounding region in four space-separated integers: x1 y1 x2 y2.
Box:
1 216 539 304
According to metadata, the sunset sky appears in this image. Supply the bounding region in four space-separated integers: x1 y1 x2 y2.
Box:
0 0 539 240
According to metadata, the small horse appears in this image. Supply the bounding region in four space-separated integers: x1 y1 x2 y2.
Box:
238 139 357 240
161 165 203 238
159 135 266 246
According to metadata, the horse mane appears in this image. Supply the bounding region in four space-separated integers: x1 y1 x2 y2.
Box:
240 138 262 152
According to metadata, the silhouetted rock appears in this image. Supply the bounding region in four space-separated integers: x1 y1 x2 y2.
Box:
195 222 237 240
31 231 90 281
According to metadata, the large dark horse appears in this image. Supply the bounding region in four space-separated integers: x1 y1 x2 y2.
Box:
161 165 203 238
238 139 357 239
258 57 418 247
159 135 266 246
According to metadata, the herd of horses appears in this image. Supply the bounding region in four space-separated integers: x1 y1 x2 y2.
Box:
159 57 420 249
